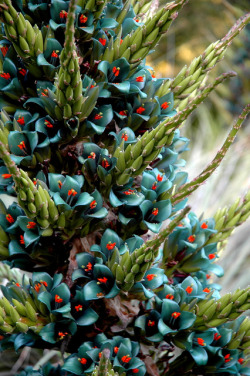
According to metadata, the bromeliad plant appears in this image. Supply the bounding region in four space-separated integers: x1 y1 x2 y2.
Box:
0 0 249 375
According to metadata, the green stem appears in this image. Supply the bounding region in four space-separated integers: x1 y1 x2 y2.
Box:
172 104 250 205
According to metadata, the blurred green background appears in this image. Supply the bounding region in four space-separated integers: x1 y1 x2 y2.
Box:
148 0 250 293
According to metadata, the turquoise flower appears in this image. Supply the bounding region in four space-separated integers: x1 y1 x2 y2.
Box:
90 228 126 262
37 39 63 78
0 202 24 234
83 264 120 300
158 299 196 335
8 131 38 165
140 199 172 233
62 342 96 375
48 173 93 212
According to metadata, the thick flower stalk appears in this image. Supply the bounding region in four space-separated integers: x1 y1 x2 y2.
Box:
108 206 191 292
172 104 250 206
0 0 249 374
0 141 59 230
114 0 188 70
112 71 236 187
54 0 98 134
208 190 250 245
157 13 250 109
192 287 250 330
0 0 43 77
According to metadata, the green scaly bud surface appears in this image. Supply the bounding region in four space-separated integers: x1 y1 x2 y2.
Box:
193 287 250 330
172 104 250 206
109 206 190 291
112 72 236 188
91 349 123 376
0 141 59 229
0 0 43 77
0 292 49 334
113 0 188 71
55 0 98 134
157 13 250 109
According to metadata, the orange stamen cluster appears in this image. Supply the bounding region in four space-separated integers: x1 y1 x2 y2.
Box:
172 312 181 319
106 242 116 250
97 277 108 284
79 357 87 365
121 355 131 363
18 141 26 150
146 274 156 281
123 189 135 195
27 222 36 229
186 286 193 294
188 235 195 243
201 222 208 229
34 280 48 293
0 72 11 80
51 50 59 58
197 338 205 346
58 331 68 339
96 292 104 297
90 200 97 209
203 288 210 293
59 10 68 18
152 208 158 216
214 333 221 341
45 119 53 128
75 304 83 312
161 102 170 109
6 214 14 223
19 68 27 76
112 67 120 77
99 38 106 46
94 113 103 120
41 89 49 97
165 294 174 300
68 189 77 196
84 262 93 272
147 320 155 326
0 46 8 56
119 110 127 116
88 152 96 159
2 173 11 179
17 116 25 125
136 106 145 114
121 133 128 141
79 14 88 24
101 159 110 168
55 294 63 303
224 354 232 363
34 283 41 293
208 253 216 260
